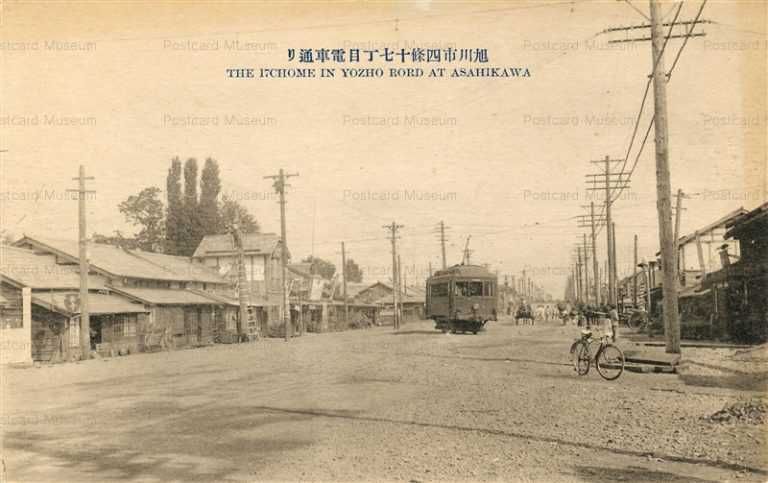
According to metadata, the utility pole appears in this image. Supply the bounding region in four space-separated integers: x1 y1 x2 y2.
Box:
633 234 639 308
583 233 590 304
673 189 688 280
437 220 448 269
383 221 403 330
398 254 404 325
67 166 94 360
231 211 249 341
611 222 619 306
586 156 627 306
576 247 583 303
264 168 299 342
600 0 710 354
341 241 349 326
650 0 680 354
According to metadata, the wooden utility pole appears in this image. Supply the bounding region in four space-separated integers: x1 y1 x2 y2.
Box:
231 211 249 341
67 166 94 360
576 247 583 303
590 203 600 305
264 168 299 342
650 0 681 353
341 241 349 326
633 234 639 308
582 233 590 305
611 222 619 306
398 254 404 326
586 156 627 306
383 221 403 330
439 221 448 269
673 189 687 280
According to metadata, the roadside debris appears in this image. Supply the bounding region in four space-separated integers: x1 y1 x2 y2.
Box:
704 398 766 425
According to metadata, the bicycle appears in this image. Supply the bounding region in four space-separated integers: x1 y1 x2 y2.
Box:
569 329 625 380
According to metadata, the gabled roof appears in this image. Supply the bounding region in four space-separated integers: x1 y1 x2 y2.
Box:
14 236 226 285
0 245 105 290
32 291 148 315
725 202 768 239
193 233 281 258
107 286 228 306
676 207 749 247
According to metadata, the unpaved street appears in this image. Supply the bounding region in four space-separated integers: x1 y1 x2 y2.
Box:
2 318 766 482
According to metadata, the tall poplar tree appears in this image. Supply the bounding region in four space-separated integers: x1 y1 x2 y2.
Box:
181 158 200 256
199 157 222 234
165 157 183 255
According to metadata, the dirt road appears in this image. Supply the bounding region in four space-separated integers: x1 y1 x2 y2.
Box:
2 317 765 482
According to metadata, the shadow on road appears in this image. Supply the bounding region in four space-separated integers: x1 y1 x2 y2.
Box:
248 406 767 477
575 464 721 483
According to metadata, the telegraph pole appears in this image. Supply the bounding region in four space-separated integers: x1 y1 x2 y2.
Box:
264 168 299 342
650 0 680 353
341 241 349 326
67 166 94 360
600 0 710 354
438 220 448 269
383 221 403 330
586 156 627 306
231 211 249 341
633 234 639 308
611 222 619 306
583 233 590 304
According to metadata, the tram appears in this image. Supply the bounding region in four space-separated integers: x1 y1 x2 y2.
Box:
425 264 498 334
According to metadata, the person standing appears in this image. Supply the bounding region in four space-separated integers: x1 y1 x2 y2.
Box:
608 305 619 342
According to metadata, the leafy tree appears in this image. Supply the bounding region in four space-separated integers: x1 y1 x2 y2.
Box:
302 256 336 280
345 258 363 283
165 157 183 255
199 157 222 234
118 187 165 252
180 158 201 256
92 231 140 250
220 197 260 233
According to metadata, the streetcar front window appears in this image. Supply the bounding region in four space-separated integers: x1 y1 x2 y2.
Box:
454 281 483 297
430 283 448 297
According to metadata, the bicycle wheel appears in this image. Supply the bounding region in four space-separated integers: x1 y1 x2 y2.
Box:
571 340 591 375
596 343 625 380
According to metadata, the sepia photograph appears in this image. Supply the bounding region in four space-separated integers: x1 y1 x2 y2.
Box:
0 0 766 481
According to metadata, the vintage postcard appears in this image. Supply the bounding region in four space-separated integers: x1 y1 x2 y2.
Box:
0 1 766 482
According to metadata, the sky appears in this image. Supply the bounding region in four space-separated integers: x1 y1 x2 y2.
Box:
1 0 765 297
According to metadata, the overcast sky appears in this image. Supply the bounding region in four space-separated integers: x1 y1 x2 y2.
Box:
1 0 765 297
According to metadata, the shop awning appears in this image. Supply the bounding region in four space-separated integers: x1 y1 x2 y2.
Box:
32 291 149 315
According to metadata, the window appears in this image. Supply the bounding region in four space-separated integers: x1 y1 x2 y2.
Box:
430 283 448 297
454 281 483 297
483 282 496 297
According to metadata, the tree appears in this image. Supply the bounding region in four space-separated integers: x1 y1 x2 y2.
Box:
220 197 259 233
118 187 165 252
180 158 201 256
165 157 183 255
302 256 336 280
199 157 222 235
345 258 363 283
92 231 140 250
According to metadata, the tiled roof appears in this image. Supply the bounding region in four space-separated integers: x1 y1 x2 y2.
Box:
32 291 148 315
0 245 105 290
15 236 226 284
193 233 281 258
108 286 227 306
